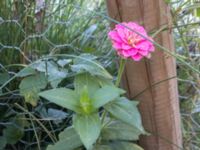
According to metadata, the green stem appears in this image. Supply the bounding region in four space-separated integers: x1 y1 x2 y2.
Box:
101 111 107 124
115 58 127 87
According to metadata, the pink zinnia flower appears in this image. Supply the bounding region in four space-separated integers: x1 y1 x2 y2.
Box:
108 22 155 61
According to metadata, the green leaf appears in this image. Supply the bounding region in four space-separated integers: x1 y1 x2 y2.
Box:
48 68 68 88
47 127 82 150
19 73 47 106
104 97 145 133
39 88 80 112
74 73 100 97
19 73 47 94
0 73 9 85
17 67 36 77
2 115 28 145
73 113 101 150
14 115 30 128
109 142 143 150
71 54 112 79
93 145 112 150
79 86 95 114
92 86 125 109
31 60 68 88
101 121 142 141
0 136 6 150
74 54 97 64
0 73 9 94
57 59 72 67
24 90 39 106
96 77 114 87
93 142 143 150
3 125 24 144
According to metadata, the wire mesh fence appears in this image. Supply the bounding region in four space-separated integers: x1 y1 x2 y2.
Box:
0 1 116 149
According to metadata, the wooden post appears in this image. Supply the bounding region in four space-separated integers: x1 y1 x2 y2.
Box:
106 0 182 150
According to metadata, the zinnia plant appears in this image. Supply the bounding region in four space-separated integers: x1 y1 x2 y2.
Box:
17 22 155 150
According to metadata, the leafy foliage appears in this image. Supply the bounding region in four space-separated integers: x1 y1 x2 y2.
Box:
74 73 100 97
3 125 24 145
39 65 144 149
107 142 143 150
105 97 145 133
19 73 47 106
47 127 82 150
71 54 112 79
73 113 101 149
92 86 125 108
101 121 142 141
0 136 6 150
39 88 80 112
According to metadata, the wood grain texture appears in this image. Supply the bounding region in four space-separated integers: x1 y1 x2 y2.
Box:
106 0 182 149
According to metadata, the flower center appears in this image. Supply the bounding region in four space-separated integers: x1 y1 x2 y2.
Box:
128 35 140 47
128 38 135 47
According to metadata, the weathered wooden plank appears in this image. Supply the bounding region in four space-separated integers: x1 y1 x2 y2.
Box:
106 0 182 149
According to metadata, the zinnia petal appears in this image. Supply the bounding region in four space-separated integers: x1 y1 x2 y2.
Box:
121 43 132 50
136 41 150 51
138 49 149 56
121 50 131 58
116 28 126 41
128 48 138 56
131 53 143 61
108 31 122 42
113 42 122 49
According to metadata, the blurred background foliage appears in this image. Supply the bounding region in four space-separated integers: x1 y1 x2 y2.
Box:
169 0 200 149
0 0 200 149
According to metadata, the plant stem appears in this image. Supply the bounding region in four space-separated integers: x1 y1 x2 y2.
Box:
115 58 127 87
101 111 107 124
